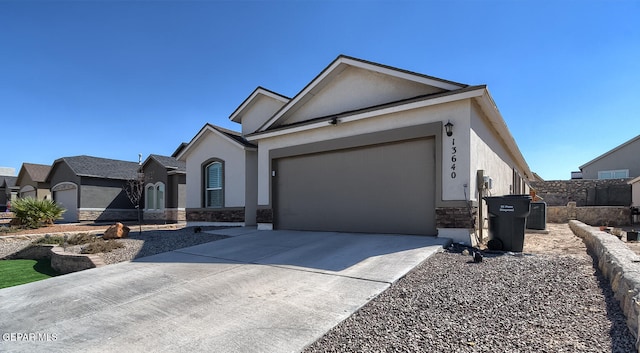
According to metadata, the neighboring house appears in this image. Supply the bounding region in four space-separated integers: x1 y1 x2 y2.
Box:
0 176 18 212
242 55 533 244
15 163 51 200
630 176 640 208
176 123 259 226
46 155 141 223
579 134 640 180
141 154 186 223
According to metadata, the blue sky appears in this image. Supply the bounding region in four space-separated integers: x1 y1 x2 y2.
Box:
1 0 638 181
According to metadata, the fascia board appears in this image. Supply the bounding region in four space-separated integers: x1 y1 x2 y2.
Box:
229 87 290 123
247 88 486 141
176 125 254 160
339 56 463 91
475 89 534 181
257 57 467 133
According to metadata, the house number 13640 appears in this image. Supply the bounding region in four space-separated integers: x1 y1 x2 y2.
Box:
450 138 457 179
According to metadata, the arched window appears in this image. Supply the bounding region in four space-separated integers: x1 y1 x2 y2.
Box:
146 185 155 210
156 183 165 210
205 161 223 208
145 182 165 210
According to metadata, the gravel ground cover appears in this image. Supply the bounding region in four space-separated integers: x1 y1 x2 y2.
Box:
0 226 228 264
304 246 636 353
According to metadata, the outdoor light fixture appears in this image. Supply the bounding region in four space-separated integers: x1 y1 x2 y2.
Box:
444 121 454 137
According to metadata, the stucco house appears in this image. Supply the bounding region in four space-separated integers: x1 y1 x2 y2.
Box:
0 176 18 211
630 176 640 208
141 154 186 223
176 123 258 226
15 163 51 200
46 155 141 223
241 55 533 244
580 134 640 180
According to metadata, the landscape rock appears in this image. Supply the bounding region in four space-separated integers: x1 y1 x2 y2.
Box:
103 222 130 239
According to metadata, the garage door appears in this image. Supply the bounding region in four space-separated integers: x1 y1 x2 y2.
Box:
274 138 436 235
53 183 78 223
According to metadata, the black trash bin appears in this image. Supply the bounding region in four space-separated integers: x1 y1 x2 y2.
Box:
484 195 532 252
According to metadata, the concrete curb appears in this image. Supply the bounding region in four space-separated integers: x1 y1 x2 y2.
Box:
569 220 640 351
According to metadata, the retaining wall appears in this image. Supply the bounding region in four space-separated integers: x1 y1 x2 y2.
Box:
569 220 640 352
8 244 104 274
549 202 631 226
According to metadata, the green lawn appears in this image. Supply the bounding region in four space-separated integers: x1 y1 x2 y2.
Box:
0 259 59 289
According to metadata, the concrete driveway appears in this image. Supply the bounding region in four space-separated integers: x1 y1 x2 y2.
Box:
0 228 451 353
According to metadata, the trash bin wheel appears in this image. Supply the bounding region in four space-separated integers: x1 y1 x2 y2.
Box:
487 238 504 251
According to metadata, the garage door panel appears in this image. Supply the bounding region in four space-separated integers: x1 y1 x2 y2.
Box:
53 185 78 223
275 138 436 235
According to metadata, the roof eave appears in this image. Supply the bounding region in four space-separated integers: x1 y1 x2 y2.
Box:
474 88 534 182
247 86 487 142
176 124 255 160
229 87 290 123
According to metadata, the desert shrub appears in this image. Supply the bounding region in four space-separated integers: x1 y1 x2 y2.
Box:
11 198 66 229
33 235 66 245
67 233 97 245
33 233 96 246
81 240 123 254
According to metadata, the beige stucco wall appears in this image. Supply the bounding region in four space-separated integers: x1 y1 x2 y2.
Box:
255 100 471 206
469 103 528 199
285 66 445 126
183 130 248 209
241 95 287 136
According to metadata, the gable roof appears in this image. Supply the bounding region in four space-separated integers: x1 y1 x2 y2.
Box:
52 155 140 180
171 143 188 158
256 55 468 132
579 134 640 170
250 84 487 136
143 154 186 174
17 163 51 184
1 176 18 189
229 86 290 123
175 123 256 160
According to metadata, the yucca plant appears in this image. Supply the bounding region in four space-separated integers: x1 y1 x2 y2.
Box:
11 198 66 229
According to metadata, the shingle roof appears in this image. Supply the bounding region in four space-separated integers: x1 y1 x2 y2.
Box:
1 176 18 188
209 124 256 148
171 143 188 158
22 163 51 183
149 154 186 172
58 155 140 180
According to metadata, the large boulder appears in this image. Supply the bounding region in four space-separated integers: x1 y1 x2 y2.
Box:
103 222 130 239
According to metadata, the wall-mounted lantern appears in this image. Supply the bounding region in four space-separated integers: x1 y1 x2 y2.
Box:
444 121 454 137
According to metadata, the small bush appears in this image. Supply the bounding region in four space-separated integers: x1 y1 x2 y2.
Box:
81 240 123 254
33 233 96 246
67 233 97 245
11 198 66 229
33 235 66 245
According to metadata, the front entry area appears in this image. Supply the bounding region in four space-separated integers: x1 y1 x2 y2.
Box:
274 137 436 235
